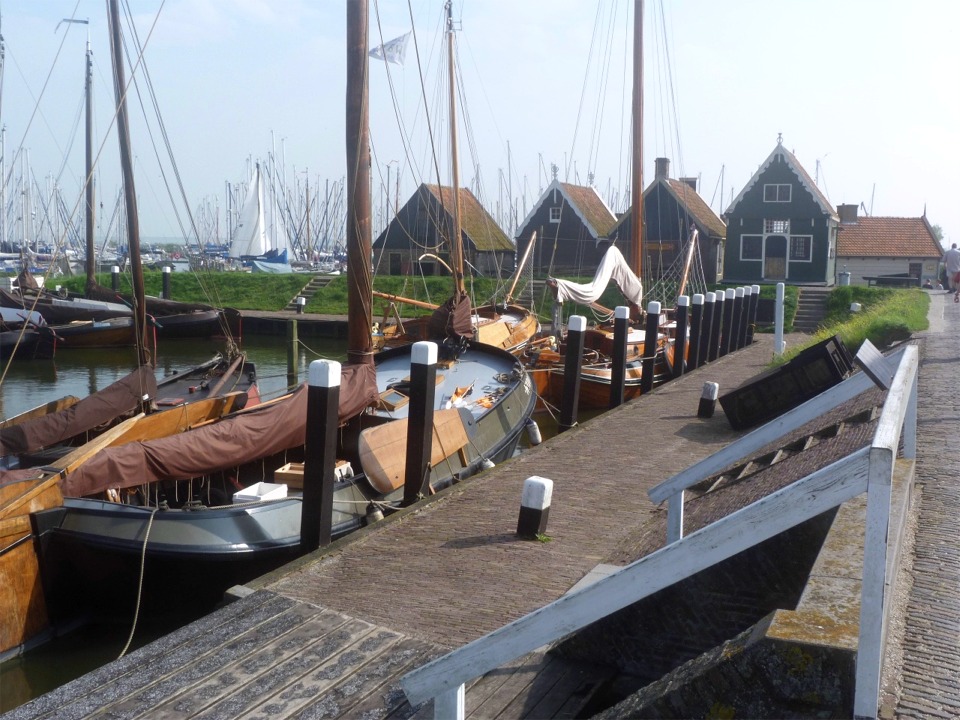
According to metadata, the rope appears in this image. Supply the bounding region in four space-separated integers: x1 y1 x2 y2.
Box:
117 506 158 659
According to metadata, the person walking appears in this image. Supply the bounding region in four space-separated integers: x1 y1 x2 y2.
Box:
942 243 960 302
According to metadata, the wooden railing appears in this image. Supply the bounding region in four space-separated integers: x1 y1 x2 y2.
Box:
399 341 916 720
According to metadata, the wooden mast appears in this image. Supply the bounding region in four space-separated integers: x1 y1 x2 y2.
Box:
83 33 96 296
346 0 374 366
445 0 465 296
107 0 148 367
630 0 644 292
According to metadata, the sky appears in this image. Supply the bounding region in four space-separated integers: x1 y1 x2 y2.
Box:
1 0 958 251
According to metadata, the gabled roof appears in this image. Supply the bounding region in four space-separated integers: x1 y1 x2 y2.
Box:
836 215 943 259
517 179 618 239
726 140 838 221
422 184 514 252
661 179 727 238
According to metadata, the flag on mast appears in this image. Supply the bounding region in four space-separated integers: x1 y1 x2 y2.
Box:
369 32 411 66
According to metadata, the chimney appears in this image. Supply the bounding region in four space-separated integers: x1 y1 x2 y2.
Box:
679 177 698 192
655 157 670 180
837 203 859 224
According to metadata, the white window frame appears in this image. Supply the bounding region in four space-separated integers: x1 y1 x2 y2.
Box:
764 218 790 234
740 234 763 261
789 235 813 262
763 184 792 202
549 207 562 223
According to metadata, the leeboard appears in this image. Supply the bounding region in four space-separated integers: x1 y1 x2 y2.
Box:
359 408 470 494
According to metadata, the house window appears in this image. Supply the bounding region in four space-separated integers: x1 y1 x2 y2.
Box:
763 184 792 202
764 219 790 234
549 206 562 223
741 235 762 261
790 235 813 261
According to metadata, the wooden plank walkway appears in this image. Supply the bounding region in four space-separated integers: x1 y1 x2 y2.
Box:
2 334 797 719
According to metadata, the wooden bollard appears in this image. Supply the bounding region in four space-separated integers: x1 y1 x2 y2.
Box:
687 294 703 372
111 265 121 291
731 287 746 351
559 315 586 433
609 305 630 409
746 284 761 345
641 301 661 394
738 286 752 349
162 265 171 299
517 476 553 539
701 292 716 366
708 290 723 362
719 288 736 357
287 319 299 387
301 359 341 551
403 341 439 506
673 296 689 379
698 381 719 419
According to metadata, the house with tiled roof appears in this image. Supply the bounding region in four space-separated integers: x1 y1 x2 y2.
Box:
514 178 619 276
722 136 840 286
834 204 942 285
373 184 514 277
606 157 727 284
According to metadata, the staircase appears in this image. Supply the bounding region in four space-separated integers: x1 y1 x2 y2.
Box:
285 275 335 311
792 287 832 332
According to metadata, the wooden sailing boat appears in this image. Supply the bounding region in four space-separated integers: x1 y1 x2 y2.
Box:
13 0 535 637
372 3 539 356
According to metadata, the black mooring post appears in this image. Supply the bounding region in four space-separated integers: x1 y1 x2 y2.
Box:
403 341 438 506
559 315 586 432
708 290 723 362
746 284 761 345
609 305 629 409
731 287 745 352
688 294 703 372
162 265 171 299
111 265 120 291
673 296 689 379
700 292 716 366
738 286 752 349
641 301 661 394
287 319 299 387
301 359 341 551
719 288 736 357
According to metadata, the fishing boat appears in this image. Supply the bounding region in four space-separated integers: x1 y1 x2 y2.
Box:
18 0 534 640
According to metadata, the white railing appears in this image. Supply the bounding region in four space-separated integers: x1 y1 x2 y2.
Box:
400 343 917 720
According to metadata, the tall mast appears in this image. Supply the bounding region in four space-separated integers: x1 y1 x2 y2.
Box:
345 0 373 365
630 0 644 283
108 0 148 366
84 30 96 293
445 0 465 295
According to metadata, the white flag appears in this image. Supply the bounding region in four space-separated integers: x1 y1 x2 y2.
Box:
369 32 411 66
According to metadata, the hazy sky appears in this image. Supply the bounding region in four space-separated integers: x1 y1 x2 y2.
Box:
2 0 957 249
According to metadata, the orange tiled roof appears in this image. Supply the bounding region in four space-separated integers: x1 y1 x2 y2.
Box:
424 184 514 252
663 179 726 238
836 216 942 258
559 183 619 237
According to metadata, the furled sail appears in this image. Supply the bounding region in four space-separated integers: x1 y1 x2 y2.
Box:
229 163 292 260
550 246 643 307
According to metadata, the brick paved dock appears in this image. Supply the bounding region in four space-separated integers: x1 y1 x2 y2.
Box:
4 293 959 719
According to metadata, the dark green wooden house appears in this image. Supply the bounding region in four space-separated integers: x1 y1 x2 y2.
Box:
722 136 839 285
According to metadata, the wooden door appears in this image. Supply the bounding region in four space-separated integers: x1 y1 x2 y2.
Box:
764 235 787 280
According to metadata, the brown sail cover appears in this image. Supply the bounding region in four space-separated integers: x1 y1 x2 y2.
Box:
428 291 474 341
0 365 156 457
60 361 379 497
86 282 217 315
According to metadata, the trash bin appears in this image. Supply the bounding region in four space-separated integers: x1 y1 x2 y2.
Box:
838 271 851 286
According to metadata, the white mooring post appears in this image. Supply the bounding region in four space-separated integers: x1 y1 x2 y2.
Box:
774 282 786 356
517 476 553 538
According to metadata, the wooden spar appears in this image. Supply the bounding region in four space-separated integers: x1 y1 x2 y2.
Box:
84 34 96 295
373 290 439 312
445 0 465 296
630 0 644 287
677 228 699 299
346 0 374 366
505 231 536 305
107 0 148 368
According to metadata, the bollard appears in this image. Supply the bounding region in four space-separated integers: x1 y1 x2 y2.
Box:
774 282 786 356
746 285 761 345
517 476 553 539
732 287 746 351
738 286 752 349
719 288 736 357
162 265 171 299
301 359 341 551
701 292 716 366
609 306 630 409
698 381 719 418
708 290 723 362
559 315 586 432
688 294 703 372
673 296 689 379
111 265 120 291
403 341 439 506
296 296 306 314
641 301 661 394
287 319 299 387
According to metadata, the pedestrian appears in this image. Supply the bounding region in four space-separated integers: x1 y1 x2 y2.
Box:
942 243 960 302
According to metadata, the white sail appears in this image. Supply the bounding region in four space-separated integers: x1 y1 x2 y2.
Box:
550 245 643 307
228 163 292 260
